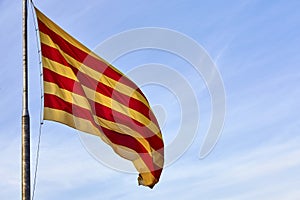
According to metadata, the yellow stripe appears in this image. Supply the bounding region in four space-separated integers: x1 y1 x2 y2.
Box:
39 31 149 108
44 107 101 137
152 150 164 168
35 8 124 81
82 85 161 136
44 81 91 111
42 57 77 81
133 157 156 184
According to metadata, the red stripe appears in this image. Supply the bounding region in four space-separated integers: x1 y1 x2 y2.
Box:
44 93 160 177
89 99 163 150
38 18 147 101
43 70 163 150
43 68 85 97
41 44 154 121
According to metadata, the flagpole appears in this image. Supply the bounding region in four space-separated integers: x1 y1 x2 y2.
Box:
22 0 31 199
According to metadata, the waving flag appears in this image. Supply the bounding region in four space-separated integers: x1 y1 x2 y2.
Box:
35 8 164 188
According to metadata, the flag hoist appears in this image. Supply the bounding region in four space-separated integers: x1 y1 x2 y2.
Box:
22 2 164 198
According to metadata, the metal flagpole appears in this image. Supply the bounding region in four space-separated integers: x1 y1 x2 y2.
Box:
22 0 31 199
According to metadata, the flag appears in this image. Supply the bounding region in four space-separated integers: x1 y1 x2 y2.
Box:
35 8 164 188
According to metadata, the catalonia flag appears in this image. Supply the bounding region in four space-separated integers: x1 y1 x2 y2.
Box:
35 8 164 188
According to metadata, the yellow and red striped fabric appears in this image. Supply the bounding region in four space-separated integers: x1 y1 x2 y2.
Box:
35 8 164 188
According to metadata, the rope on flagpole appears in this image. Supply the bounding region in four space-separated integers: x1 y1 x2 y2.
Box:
29 1 44 200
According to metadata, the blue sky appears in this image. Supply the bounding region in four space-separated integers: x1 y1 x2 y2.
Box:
1 0 300 199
